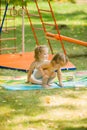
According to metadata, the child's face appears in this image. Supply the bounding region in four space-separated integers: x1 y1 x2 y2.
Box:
40 49 48 60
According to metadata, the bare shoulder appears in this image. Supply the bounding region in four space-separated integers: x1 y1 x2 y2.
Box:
36 60 50 68
40 61 50 69
29 61 37 69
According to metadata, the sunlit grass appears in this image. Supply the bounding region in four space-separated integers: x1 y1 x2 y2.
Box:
0 87 87 130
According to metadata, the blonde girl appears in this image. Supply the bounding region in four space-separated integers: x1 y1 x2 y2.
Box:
27 45 49 84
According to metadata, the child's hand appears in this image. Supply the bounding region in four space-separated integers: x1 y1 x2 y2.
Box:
25 81 30 83
59 83 63 87
42 84 49 88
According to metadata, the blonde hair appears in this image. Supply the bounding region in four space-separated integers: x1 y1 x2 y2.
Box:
51 53 68 64
34 45 48 61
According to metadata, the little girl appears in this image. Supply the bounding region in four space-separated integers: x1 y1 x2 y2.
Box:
27 45 49 84
35 53 69 88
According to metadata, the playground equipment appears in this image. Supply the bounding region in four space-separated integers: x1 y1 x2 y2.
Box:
1 0 87 71
46 32 87 47
0 0 87 55
24 0 66 54
0 0 16 54
23 0 87 55
0 0 9 33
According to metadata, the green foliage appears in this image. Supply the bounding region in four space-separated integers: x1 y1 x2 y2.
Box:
6 0 76 5
6 0 29 6
51 0 76 3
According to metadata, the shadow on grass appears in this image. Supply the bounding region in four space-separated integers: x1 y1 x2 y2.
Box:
1 117 86 130
64 127 87 130
0 86 87 129
41 10 87 22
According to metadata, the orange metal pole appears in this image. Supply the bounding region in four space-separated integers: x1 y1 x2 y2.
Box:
23 6 39 46
46 32 87 47
47 0 66 55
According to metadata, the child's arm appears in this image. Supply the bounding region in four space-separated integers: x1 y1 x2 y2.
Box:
57 68 63 87
26 61 36 83
38 63 50 88
38 63 49 77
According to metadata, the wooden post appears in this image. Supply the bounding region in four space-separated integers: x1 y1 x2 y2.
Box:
22 1 25 53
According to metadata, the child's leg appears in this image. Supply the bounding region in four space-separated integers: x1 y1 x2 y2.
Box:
47 73 56 85
30 75 42 84
30 69 43 84
42 76 49 88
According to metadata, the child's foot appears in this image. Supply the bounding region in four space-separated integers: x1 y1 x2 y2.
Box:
47 83 53 86
43 84 49 88
59 85 63 88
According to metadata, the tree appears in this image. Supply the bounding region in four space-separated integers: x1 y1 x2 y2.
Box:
6 0 28 6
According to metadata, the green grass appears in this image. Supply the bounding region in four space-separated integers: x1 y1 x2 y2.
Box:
0 86 87 130
0 2 87 130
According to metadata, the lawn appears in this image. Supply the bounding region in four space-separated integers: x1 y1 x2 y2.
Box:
0 86 87 130
0 1 87 130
